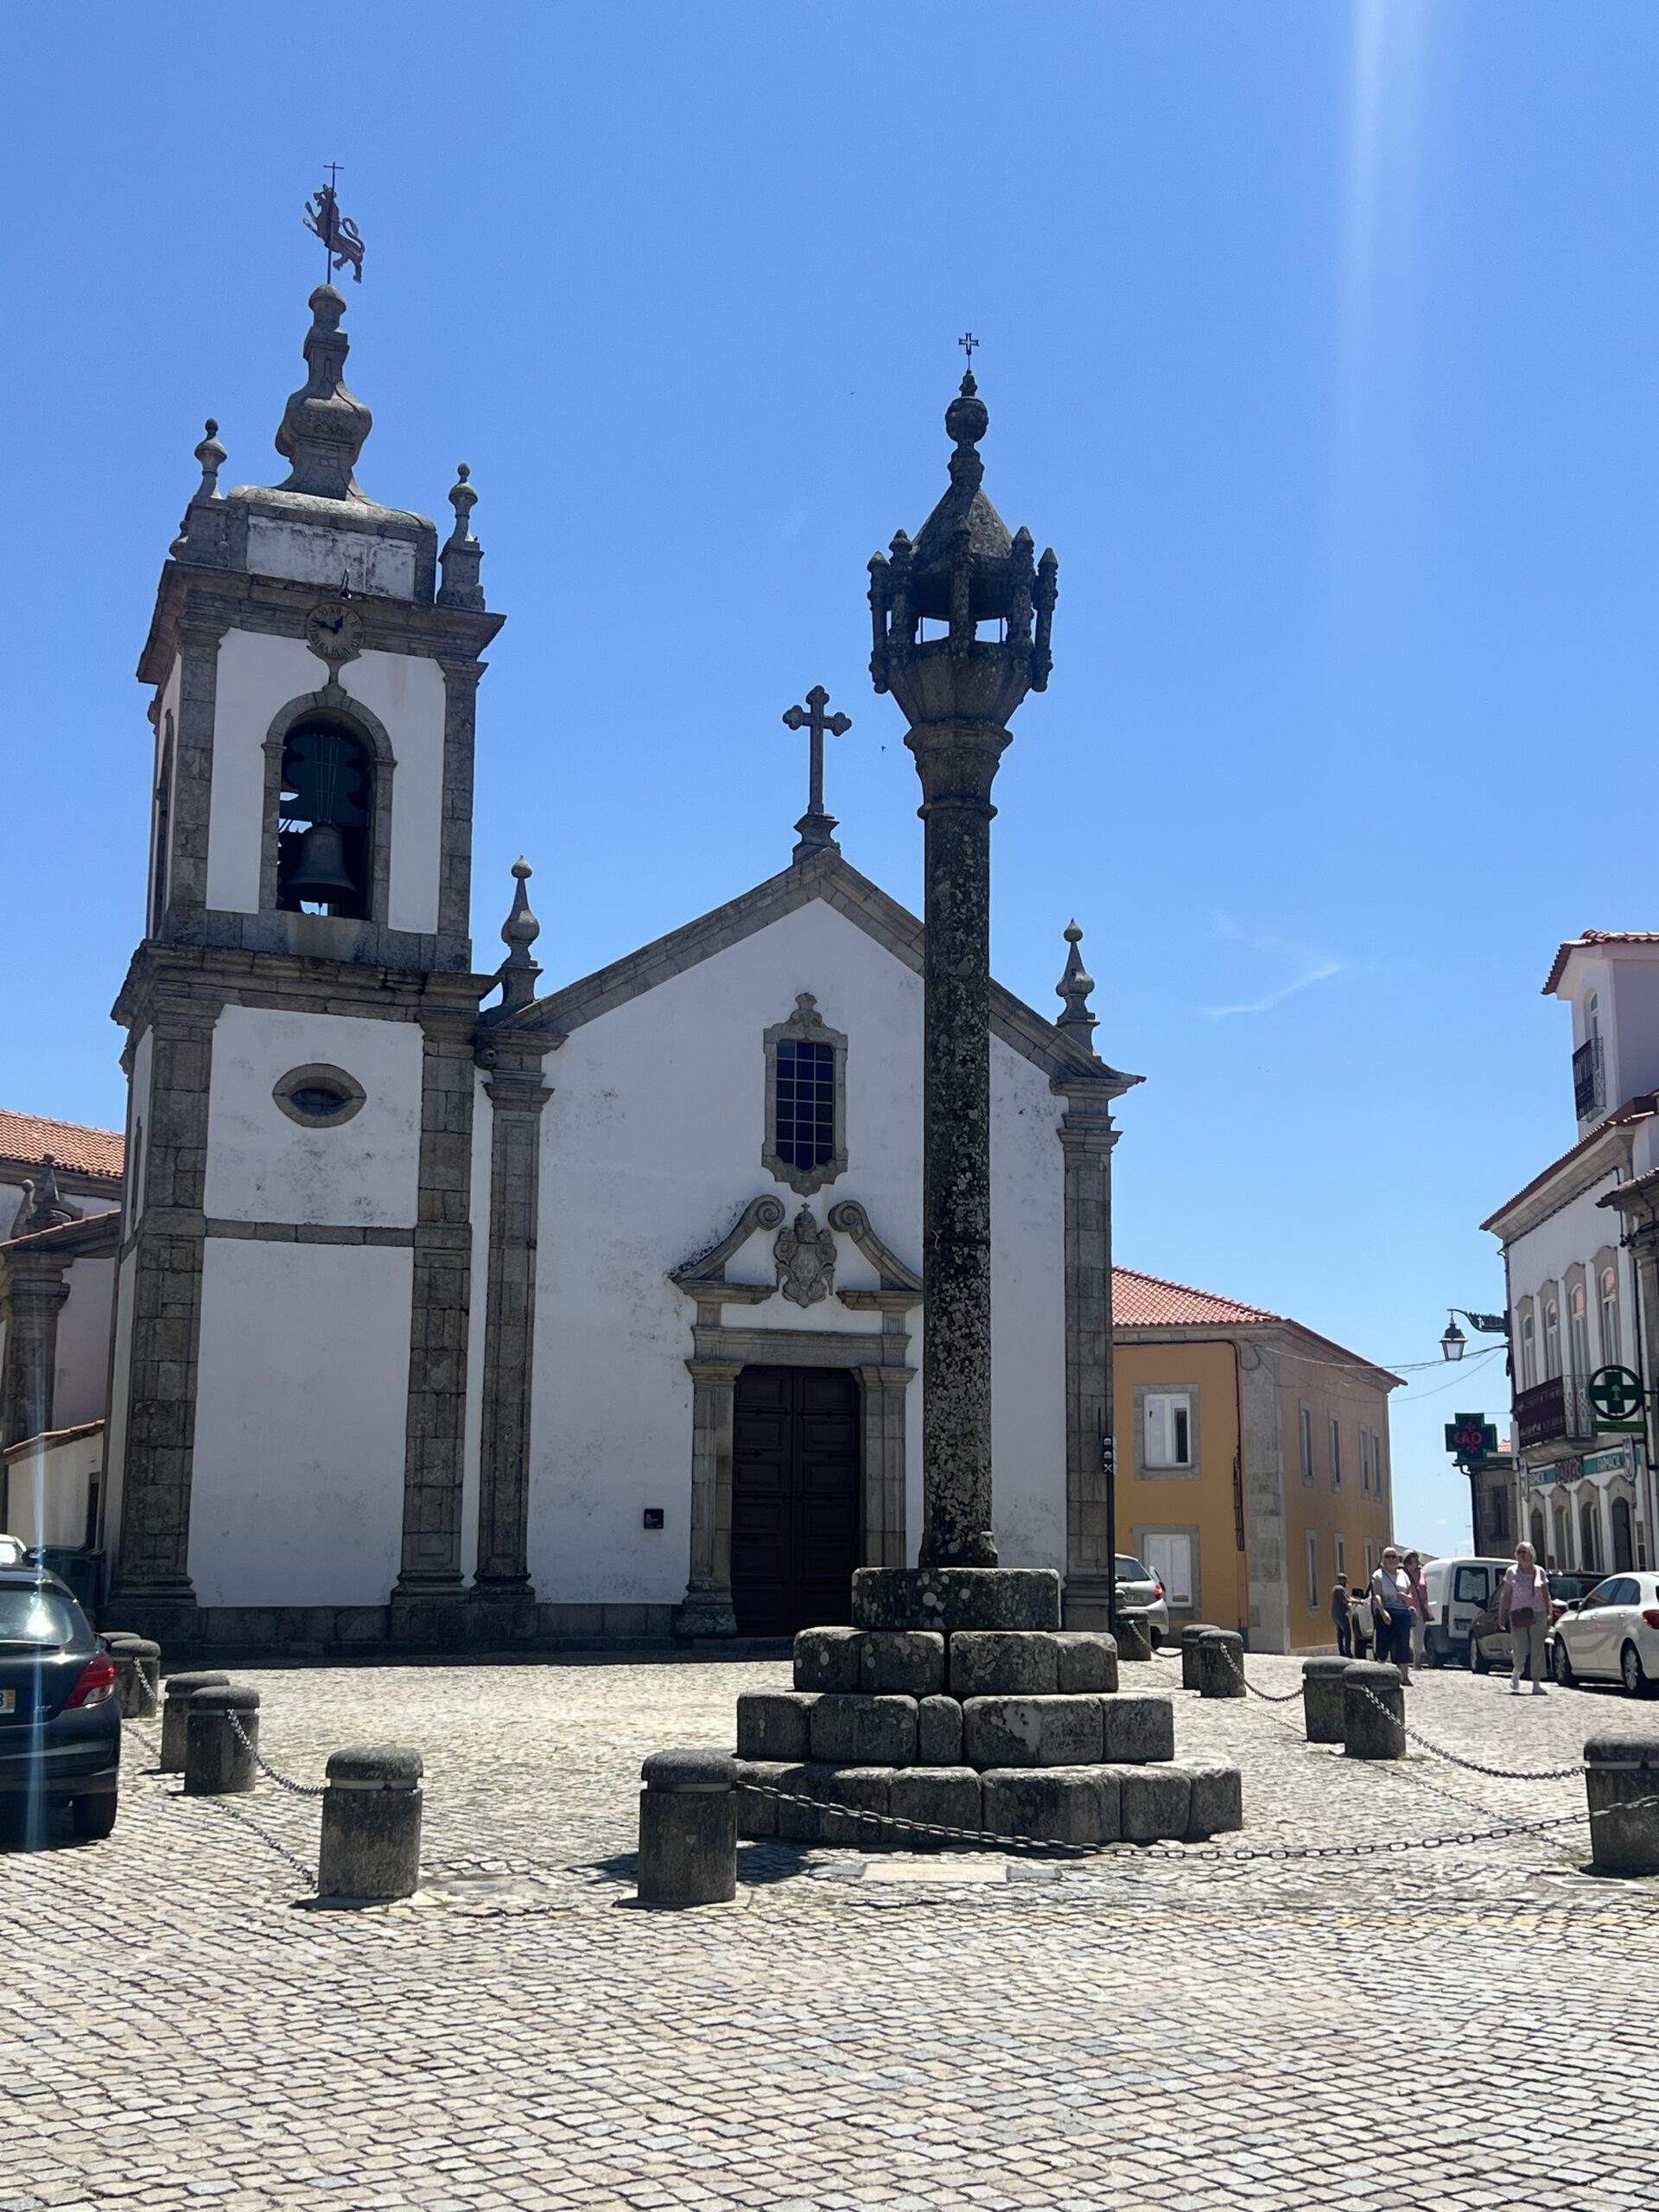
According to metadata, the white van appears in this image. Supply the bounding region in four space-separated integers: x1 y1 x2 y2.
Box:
1421 1556 1513 1666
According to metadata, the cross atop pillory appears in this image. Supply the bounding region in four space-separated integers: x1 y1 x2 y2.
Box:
782 683 852 861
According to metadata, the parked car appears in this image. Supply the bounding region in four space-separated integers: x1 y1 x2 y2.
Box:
1466 1568 1608 1675
1114 1554 1171 1646
1420 1556 1515 1666
0 1568 120 1838
1551 1575 1659 1696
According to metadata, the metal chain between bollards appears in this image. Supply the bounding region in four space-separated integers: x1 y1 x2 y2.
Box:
739 1777 1636 1862
1344 1678 1586 1783
226 1710 329 1799
177 1784 319 1892
1216 1644 1304 1704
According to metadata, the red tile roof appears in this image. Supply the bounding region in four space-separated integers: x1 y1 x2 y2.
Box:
0 1109 125 1182
1479 1092 1659 1232
1111 1266 1279 1328
1541 931 1659 995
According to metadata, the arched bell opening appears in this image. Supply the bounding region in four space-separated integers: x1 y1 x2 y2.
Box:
276 717 374 918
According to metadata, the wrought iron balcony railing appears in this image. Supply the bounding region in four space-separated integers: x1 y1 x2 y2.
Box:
1573 1034 1604 1120
1515 1372 1595 1450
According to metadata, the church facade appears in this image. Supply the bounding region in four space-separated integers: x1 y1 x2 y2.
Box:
96 283 1139 1655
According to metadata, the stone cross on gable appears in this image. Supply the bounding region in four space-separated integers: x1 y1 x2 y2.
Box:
781 684 852 861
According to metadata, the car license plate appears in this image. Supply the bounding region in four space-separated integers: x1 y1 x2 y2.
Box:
0 1689 14 1714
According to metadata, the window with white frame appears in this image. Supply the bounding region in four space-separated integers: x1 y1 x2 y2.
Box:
1299 1404 1313 1486
1141 1391 1194 1471
1305 1531 1319 1611
1364 1541 1376 1578
1543 1294 1562 1380
1141 1531 1194 1609
1519 1310 1536 1391
1600 1267 1621 1366
1334 1532 1346 1579
1373 1428 1387 1498
1329 1415 1342 1490
1359 1427 1371 1495
1569 1281 1591 1379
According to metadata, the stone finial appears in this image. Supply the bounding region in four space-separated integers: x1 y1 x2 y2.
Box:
274 285 373 501
1054 920 1097 1046
437 462 486 611
495 858 543 1013
170 418 228 555
11 1154 80 1239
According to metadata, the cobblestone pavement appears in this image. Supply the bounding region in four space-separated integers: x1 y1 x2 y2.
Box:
5 1649 1659 2212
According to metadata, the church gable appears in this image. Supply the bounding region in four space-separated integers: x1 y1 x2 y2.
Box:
530 847 1138 1098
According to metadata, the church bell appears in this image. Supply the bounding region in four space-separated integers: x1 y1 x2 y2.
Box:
287 819 358 903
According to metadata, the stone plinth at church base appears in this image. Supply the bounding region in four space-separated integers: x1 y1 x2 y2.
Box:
729 1617 1243 1853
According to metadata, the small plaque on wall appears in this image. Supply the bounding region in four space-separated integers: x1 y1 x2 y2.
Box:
642 1509 664 1531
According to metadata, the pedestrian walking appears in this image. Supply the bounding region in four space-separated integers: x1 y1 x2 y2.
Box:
1370 1547 1414 1685
1331 1573 1353 1657
1498 1540 1551 1697
1403 1550 1431 1667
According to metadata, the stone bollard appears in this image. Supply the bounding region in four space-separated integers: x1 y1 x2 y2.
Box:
318 1746 424 1901
1180 1624 1220 1691
160 1670 230 1773
1583 1732 1659 1875
1302 1656 1349 1745
637 1748 738 1907
184 1682 261 1796
1198 1630 1246 1700
113 1638 162 1720
1342 1661 1405 1760
1115 1609 1154 1663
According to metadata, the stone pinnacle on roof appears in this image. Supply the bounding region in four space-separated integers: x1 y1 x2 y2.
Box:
1054 919 1097 1046
169 417 227 555
274 285 373 500
437 463 486 611
12 1154 80 1239
495 858 543 1013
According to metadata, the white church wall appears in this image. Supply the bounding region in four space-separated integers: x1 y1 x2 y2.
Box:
203 1005 422 1228
203 631 447 933
527 895 1071 1600
189 1239 412 1606
53 1257 115 1432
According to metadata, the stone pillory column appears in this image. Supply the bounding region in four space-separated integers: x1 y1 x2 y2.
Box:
868 369 1057 1579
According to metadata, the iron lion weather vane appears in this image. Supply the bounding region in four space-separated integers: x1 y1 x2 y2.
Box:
303 166 365 283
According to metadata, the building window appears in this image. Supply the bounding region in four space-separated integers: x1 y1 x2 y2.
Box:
277 719 374 919
1359 1427 1371 1495
1138 1531 1195 1610
1552 1503 1572 1570
1519 1311 1536 1391
1373 1429 1387 1499
1142 1392 1194 1471
762 993 847 1197
1600 1267 1621 1367
1542 1294 1561 1381
1364 1541 1376 1578
1299 1404 1313 1486
1569 1282 1590 1380
151 712 175 933
1329 1416 1342 1490
1334 1532 1346 1579
1580 1498 1603 1575
1305 1531 1319 1611
272 1064 368 1129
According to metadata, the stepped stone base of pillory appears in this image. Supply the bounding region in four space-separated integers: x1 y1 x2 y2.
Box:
850 1567 1061 1634
1301 1657 1350 1745
1342 1661 1405 1760
1180 1624 1220 1691
1583 1733 1659 1875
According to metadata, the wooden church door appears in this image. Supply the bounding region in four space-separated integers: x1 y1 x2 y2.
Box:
730 1367 861 1636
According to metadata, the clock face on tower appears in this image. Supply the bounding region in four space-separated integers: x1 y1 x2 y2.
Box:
304 599 364 667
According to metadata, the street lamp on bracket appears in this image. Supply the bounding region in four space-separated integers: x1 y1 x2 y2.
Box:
1440 1309 1510 1363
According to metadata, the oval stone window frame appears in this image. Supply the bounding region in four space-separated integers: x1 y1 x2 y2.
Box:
272 1063 367 1129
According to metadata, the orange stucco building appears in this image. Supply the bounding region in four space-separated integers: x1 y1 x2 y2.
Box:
1112 1268 1399 1652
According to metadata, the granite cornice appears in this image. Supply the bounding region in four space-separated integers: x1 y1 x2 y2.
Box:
139 562 503 686
111 940 494 1034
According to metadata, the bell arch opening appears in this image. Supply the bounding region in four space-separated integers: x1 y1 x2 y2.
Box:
276 717 375 918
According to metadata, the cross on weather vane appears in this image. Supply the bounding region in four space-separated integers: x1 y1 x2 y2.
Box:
303 167 365 283
959 331 979 371
781 684 852 861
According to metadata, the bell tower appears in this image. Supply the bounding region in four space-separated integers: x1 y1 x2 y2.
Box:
107 276 504 1643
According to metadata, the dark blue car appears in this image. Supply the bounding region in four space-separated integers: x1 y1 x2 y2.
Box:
0 1568 121 1839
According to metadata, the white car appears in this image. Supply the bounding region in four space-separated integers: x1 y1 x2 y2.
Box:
1551 1574 1659 1697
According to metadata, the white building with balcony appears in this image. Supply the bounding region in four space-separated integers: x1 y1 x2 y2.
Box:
1483 933 1659 1576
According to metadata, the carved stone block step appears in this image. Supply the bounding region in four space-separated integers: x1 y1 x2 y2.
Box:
735 1757 1243 1849
737 1688 1174 1771
850 1567 1062 1634
792 1625 1116 1700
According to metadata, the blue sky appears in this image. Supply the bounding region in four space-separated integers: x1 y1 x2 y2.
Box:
4 3 1652 1550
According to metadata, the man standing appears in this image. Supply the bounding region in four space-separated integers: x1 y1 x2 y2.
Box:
1331 1573 1353 1657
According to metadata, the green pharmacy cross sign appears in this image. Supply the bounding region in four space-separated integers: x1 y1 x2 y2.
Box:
1446 1414 1498 1465
1588 1364 1648 1435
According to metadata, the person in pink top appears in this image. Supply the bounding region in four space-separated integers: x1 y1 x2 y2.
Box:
1498 1540 1551 1696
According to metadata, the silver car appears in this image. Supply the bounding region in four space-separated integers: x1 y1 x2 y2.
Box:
1115 1554 1171 1646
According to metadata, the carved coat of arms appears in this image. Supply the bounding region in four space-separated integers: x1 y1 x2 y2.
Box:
774 1205 836 1307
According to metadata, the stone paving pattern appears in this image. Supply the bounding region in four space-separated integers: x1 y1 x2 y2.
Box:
4 1650 1659 2211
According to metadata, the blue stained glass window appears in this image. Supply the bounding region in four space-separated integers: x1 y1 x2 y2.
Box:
774 1038 836 1170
